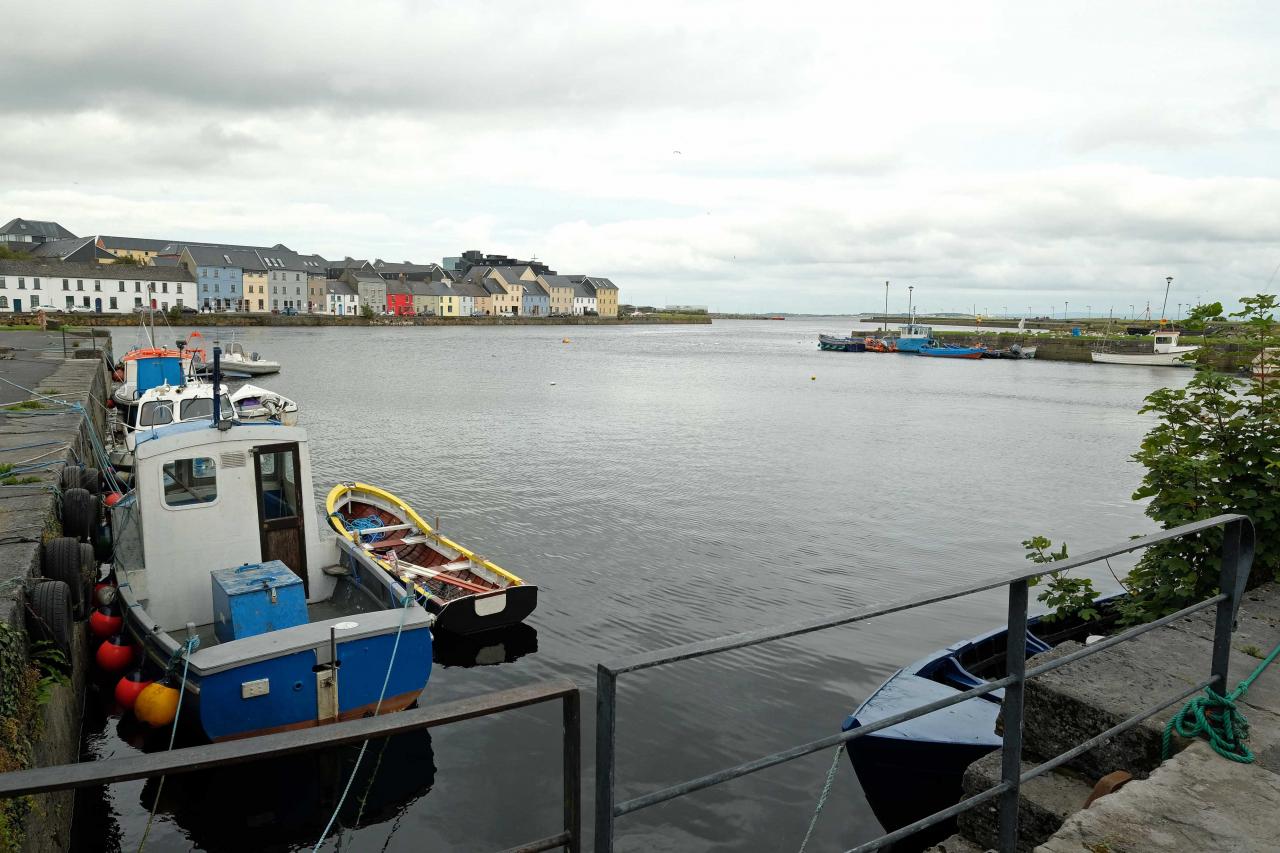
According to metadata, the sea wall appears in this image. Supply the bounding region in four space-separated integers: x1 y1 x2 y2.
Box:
0 354 111 852
9 312 711 329
932 331 1256 370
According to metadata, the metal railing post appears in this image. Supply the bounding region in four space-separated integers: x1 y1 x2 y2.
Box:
564 690 582 853
595 666 617 853
997 579 1029 851
1212 519 1245 692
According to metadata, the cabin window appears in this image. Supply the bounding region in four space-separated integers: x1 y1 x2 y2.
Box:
256 448 299 520
163 457 217 507
138 400 175 427
180 395 233 421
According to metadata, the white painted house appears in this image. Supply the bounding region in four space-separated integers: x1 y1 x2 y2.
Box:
0 261 194 314
324 280 360 316
568 277 598 315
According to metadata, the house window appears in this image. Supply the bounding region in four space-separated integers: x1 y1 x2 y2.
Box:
257 299 264 310
82 296 90 308
33 278 40 290
202 284 208 292
0 278 5 289
118 282 125 292
295 274 301 281
17 278 25 290
109 297 117 310
62 279 70 289
214 269 219 278
135 283 141 293
30 296 39 307
161 283 168 294
134 297 142 307
94 281 101 292
162 457 217 507
177 284 183 294
65 296 73 308
0 296 7 307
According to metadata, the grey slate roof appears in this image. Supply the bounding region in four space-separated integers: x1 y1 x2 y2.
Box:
97 235 177 252
152 256 181 267
386 279 413 296
325 280 357 296
489 265 533 283
568 279 597 298
521 280 548 298
0 260 194 282
417 281 456 297
538 275 580 289
585 276 617 290
0 218 76 240
450 280 489 297
27 236 112 262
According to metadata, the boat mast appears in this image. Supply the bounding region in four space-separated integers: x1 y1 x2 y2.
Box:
1159 276 1172 324
883 281 889 333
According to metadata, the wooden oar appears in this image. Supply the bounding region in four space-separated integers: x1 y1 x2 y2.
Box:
392 558 492 595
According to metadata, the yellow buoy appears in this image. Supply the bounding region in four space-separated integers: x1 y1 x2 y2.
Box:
811 375 816 381
135 680 181 727
562 338 571 344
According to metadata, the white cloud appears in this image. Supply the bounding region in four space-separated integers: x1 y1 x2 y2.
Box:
1 0 1277 312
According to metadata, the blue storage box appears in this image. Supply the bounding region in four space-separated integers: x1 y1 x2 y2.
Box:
211 561 308 643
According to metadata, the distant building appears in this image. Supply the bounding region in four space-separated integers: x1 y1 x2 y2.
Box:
372 260 448 283
411 280 459 316
324 280 359 316
537 275 579 316
386 279 415 315
584 277 618 317
0 260 193 314
443 250 555 277
520 279 550 316
568 278 598 315
341 270 387 313
96 235 179 264
451 277 491 315
180 246 245 311
0 218 76 246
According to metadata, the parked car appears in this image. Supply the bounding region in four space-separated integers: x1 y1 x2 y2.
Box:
179 305 199 315
280 307 298 316
69 305 95 314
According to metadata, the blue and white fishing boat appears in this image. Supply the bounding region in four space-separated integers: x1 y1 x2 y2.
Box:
841 604 1115 844
108 355 432 741
891 324 934 353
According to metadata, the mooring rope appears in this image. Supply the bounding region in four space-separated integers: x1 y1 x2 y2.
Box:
797 743 846 853
312 590 415 851
1163 639 1280 763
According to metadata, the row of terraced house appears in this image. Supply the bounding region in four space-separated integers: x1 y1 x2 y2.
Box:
0 218 619 317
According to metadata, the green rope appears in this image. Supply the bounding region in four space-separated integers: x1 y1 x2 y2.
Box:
1163 640 1280 763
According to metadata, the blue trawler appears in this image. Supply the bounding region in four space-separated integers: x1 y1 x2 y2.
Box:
891 324 934 353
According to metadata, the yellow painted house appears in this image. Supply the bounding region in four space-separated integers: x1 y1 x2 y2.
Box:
96 236 178 265
585 277 619 317
538 275 578 315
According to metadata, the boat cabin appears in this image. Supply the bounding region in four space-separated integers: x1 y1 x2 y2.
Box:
897 324 932 339
113 421 338 632
1153 332 1183 353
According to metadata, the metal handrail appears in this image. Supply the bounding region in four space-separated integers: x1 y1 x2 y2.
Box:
595 514 1255 852
0 678 581 853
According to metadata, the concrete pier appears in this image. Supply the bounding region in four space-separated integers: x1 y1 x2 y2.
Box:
0 330 111 852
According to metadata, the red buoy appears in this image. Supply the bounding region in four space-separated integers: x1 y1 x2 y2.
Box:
104 492 124 508
114 669 154 711
89 604 123 639
95 634 134 673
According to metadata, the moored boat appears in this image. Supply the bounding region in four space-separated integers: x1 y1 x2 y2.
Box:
108 418 433 741
326 482 537 635
1091 331 1198 367
919 344 985 359
230 384 299 425
864 337 895 353
194 340 282 377
818 334 867 352
892 323 934 353
842 600 1119 845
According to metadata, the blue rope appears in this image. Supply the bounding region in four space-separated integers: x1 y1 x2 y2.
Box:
137 635 199 852
343 515 386 542
312 592 414 851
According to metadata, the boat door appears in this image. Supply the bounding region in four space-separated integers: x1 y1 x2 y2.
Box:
253 442 308 593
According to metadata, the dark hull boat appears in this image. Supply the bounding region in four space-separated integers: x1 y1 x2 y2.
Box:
842 602 1117 847
818 334 867 352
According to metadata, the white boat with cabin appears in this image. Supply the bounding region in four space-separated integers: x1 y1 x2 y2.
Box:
1091 331 1199 367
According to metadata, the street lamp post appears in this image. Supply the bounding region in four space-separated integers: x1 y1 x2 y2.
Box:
884 281 889 332
1086 304 1091 319
1065 301 1069 322
1130 304 1135 319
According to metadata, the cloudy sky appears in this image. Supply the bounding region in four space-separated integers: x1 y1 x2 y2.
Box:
2 1 1277 315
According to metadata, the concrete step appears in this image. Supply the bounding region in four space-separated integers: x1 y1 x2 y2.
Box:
1035 742 1280 852
1021 583 1280 782
955 751 1094 853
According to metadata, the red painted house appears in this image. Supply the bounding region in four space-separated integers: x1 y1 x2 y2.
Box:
386 279 414 315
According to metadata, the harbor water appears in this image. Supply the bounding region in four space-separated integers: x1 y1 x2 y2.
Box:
83 318 1189 852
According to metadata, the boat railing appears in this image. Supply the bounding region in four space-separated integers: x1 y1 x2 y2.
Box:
0 678 582 853
594 513 1254 853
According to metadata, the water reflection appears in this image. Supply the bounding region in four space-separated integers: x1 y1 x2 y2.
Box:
434 623 538 668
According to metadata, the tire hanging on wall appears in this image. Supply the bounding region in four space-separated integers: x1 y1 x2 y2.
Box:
62 487 97 541
79 467 101 495
41 537 86 619
27 580 74 665
59 465 82 492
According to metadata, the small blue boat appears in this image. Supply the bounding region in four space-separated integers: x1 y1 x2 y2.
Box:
918 344 986 359
842 603 1116 845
